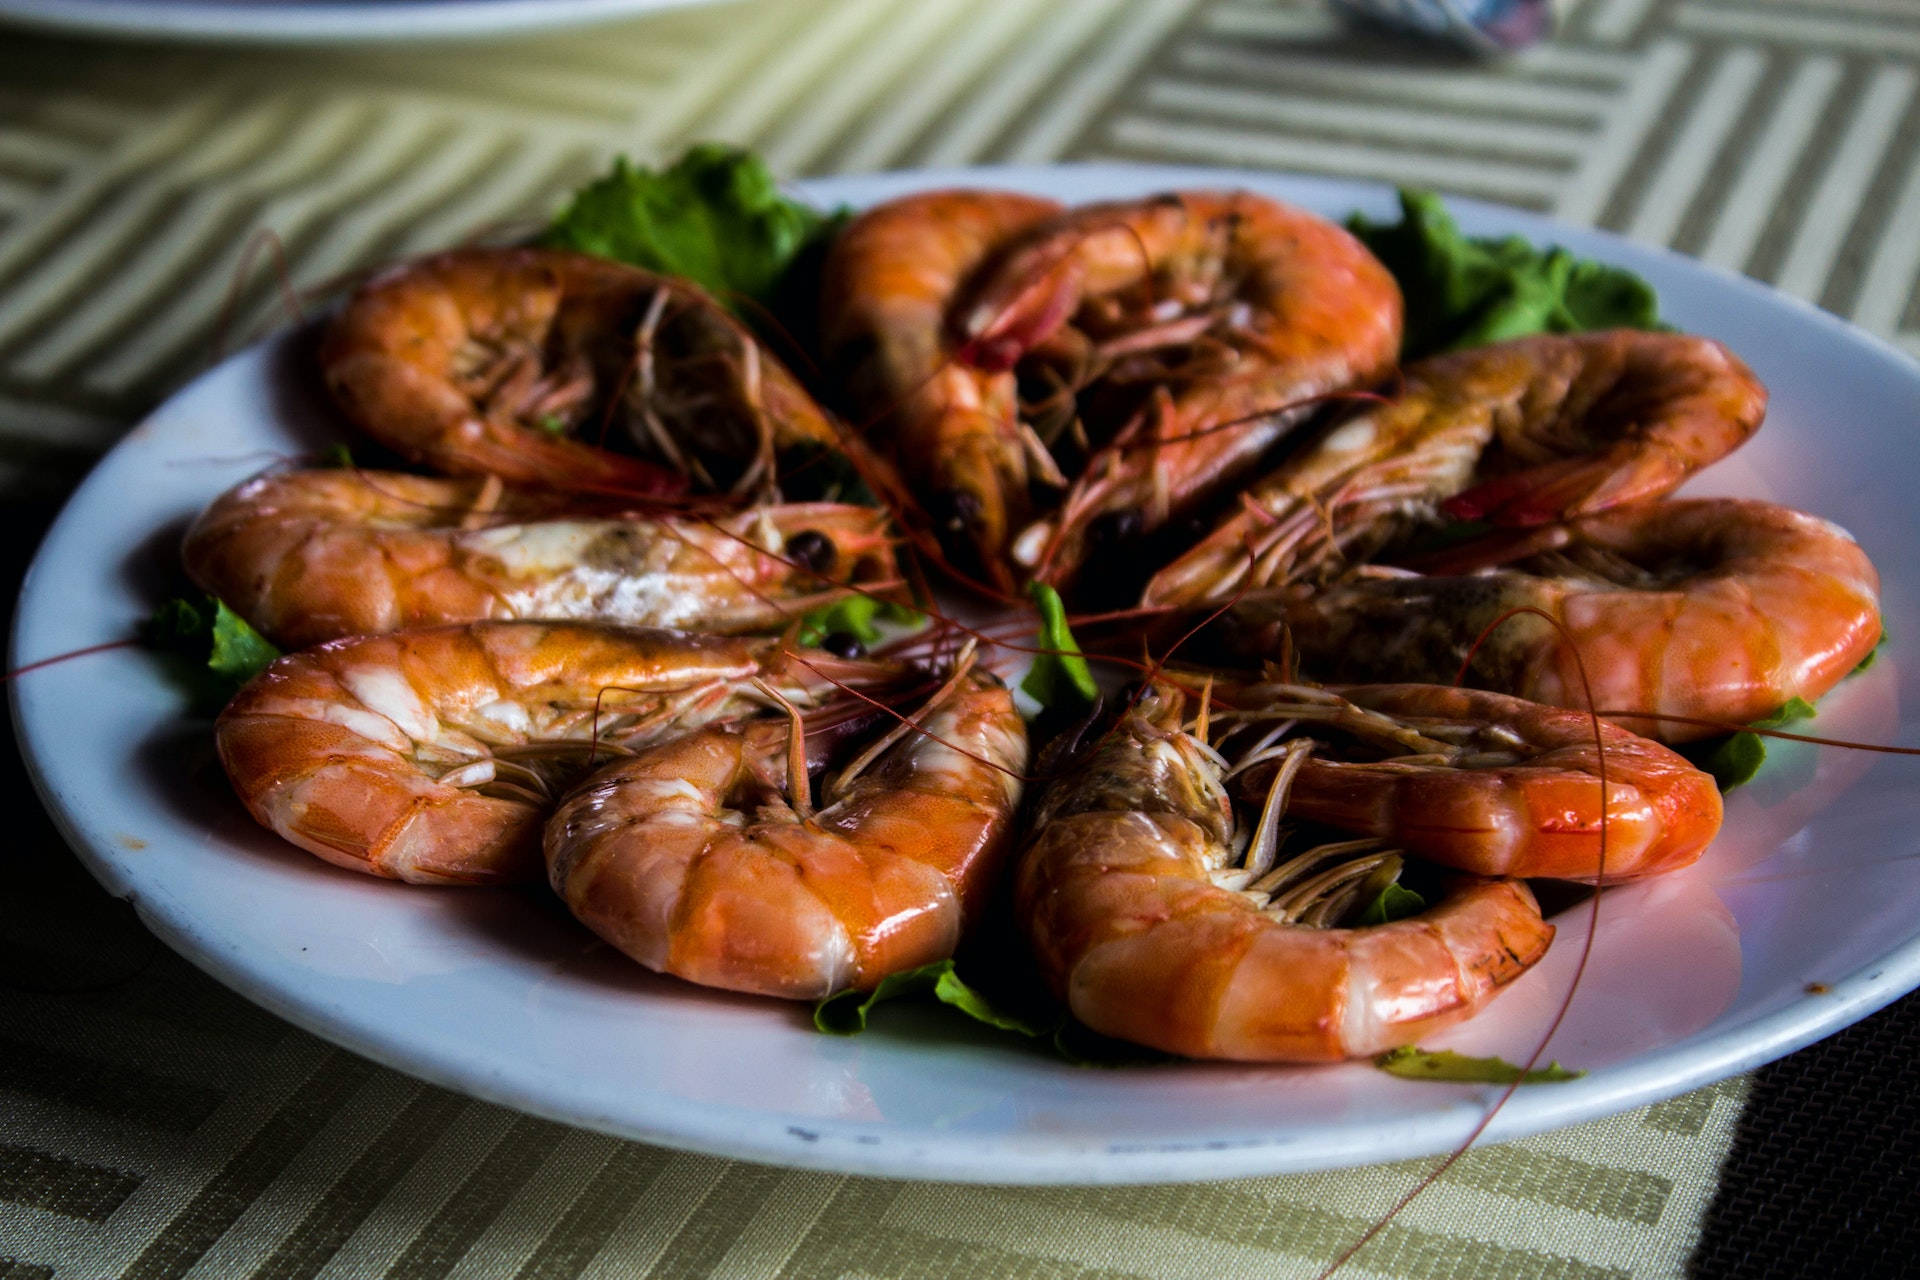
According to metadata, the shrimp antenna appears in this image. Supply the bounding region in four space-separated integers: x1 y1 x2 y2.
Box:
209 228 303 363
752 677 814 823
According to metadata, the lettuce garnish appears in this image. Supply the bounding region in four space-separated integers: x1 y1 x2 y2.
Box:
1020 583 1098 711
1356 881 1426 926
814 960 1050 1037
142 595 280 709
1677 696 1819 792
1348 189 1661 359
812 960 1165 1066
544 145 835 311
1375 1046 1583 1085
793 596 924 650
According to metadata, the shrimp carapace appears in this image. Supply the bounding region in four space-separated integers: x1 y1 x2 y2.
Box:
1144 330 1768 607
184 469 898 649
320 247 864 500
1014 680 1553 1061
822 189 1402 593
820 189 1066 591
214 622 916 886
1211 498 1882 743
546 655 1028 999
1214 681 1722 883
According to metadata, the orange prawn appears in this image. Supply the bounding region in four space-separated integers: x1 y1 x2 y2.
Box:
183 469 897 649
1145 330 1767 607
1014 679 1554 1061
1215 681 1722 883
1214 498 1881 742
320 247 848 499
819 188 1066 587
545 651 1027 999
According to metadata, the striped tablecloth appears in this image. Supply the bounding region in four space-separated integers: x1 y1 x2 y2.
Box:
3 1 1915 1276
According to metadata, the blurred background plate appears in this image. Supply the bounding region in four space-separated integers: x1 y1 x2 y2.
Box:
0 0 722 43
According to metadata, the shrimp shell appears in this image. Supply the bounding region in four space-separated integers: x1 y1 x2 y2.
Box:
1221 498 1882 742
546 666 1028 998
1232 683 1723 883
1014 682 1553 1061
320 248 844 498
184 469 897 649
1145 330 1766 607
820 189 1066 587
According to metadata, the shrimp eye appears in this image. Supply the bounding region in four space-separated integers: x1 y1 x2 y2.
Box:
821 632 867 659
1088 509 1141 548
934 489 983 534
784 530 835 572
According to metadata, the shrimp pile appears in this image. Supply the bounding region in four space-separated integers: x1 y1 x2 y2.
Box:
172 175 1887 1063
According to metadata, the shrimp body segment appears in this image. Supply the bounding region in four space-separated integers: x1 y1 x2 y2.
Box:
1224 498 1881 742
546 665 1028 999
1014 682 1553 1061
321 248 843 498
184 469 897 649
216 622 903 886
820 189 1066 585
1146 330 1767 607
1247 684 1724 883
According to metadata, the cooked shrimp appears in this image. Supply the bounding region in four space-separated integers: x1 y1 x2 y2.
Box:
1215 682 1721 883
184 469 897 649
1014 680 1553 1061
545 655 1027 998
215 622 909 886
320 247 848 498
819 189 1065 587
1145 330 1766 607
1216 498 1881 742
970 190 1402 588
822 189 1401 590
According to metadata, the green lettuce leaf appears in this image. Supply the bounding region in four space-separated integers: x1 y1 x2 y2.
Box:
812 959 1164 1067
1348 189 1661 360
1020 583 1098 710
1678 696 1819 792
544 145 833 310
141 596 281 710
1355 882 1426 926
813 960 1051 1037
793 596 924 649
1851 629 1887 674
1375 1046 1583 1085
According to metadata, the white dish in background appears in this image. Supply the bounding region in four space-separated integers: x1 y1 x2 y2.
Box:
12 166 1920 1183
0 0 714 43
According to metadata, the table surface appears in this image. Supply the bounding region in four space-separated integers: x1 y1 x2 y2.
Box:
2 1 1916 1277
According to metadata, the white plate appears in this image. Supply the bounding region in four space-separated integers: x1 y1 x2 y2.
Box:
13 166 1920 1183
0 0 716 43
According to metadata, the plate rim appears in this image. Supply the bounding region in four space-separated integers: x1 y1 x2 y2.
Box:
13 161 1920 1184
0 0 715 44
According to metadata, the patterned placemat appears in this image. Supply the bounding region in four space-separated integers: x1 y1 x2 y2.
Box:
3 1 1917 1276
